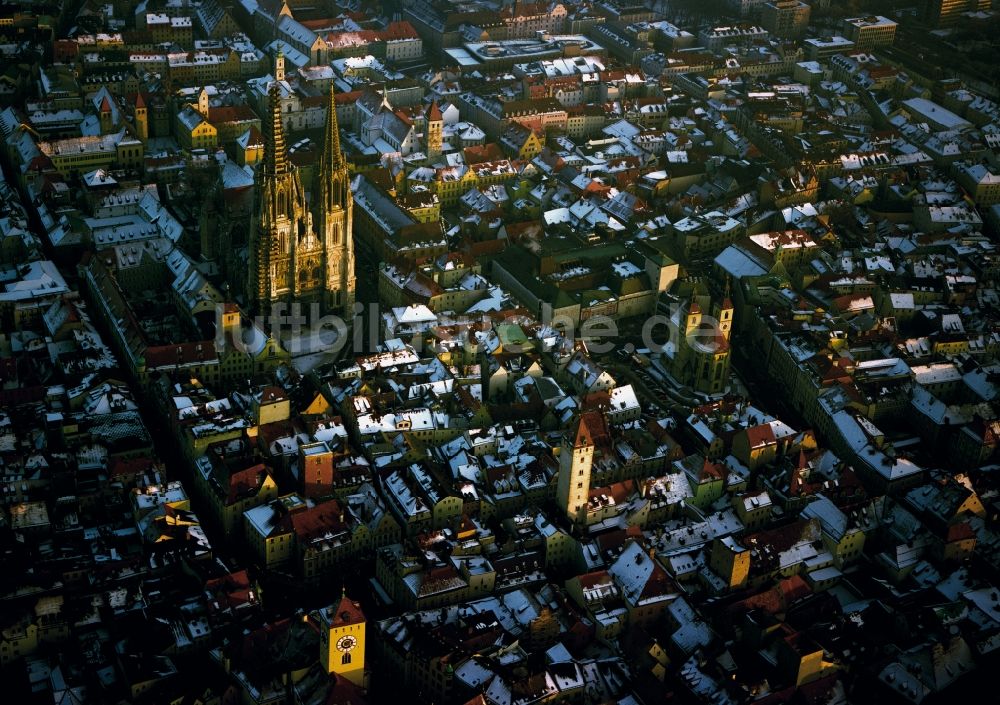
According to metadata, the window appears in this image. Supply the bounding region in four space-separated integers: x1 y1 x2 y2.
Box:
341 652 352 665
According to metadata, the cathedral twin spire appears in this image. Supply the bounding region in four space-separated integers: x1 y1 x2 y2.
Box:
248 78 355 316
263 83 342 179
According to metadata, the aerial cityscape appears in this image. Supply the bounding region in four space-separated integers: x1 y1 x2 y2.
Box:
1 0 1000 703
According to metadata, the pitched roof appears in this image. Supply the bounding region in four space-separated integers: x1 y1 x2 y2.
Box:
144 340 217 368
209 105 259 124
573 411 607 449
290 499 345 540
697 457 725 482
227 464 268 505
744 423 776 449
236 124 264 149
325 594 365 627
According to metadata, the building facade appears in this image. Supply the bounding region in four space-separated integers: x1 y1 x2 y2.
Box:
841 16 897 51
761 1 810 38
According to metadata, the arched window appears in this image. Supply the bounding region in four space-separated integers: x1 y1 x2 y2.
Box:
341 653 351 665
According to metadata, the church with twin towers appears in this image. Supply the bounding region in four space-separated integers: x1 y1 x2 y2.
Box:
248 61 356 320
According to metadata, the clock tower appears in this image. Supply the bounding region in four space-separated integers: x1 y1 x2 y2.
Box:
316 592 366 687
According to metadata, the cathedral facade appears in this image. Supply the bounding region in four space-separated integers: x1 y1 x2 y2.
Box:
248 82 355 320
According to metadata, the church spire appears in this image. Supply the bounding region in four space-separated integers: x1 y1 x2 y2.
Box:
263 83 288 176
323 84 342 169
318 83 348 211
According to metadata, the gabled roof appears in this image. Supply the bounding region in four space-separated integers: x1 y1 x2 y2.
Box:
209 104 259 124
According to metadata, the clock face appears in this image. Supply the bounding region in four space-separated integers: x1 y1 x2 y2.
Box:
336 634 357 652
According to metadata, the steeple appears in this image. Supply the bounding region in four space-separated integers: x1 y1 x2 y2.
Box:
317 83 349 213
263 84 288 176
323 84 342 168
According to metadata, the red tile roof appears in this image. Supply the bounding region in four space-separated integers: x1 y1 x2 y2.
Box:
290 499 345 541
109 456 163 479
335 90 363 106
574 411 608 449
208 105 259 124
330 595 365 627
382 20 418 39
259 386 286 403
322 673 368 705
744 423 776 449
577 570 612 589
697 457 725 482
144 340 216 369
227 464 268 505
946 521 975 543
205 569 255 612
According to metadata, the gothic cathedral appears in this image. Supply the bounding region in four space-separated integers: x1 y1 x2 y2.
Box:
248 82 355 319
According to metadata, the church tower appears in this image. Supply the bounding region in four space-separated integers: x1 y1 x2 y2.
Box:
556 412 599 527
673 296 702 379
312 84 355 316
247 84 311 317
425 100 442 158
683 295 702 339
713 293 733 342
98 96 114 135
134 93 148 142
316 592 366 688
